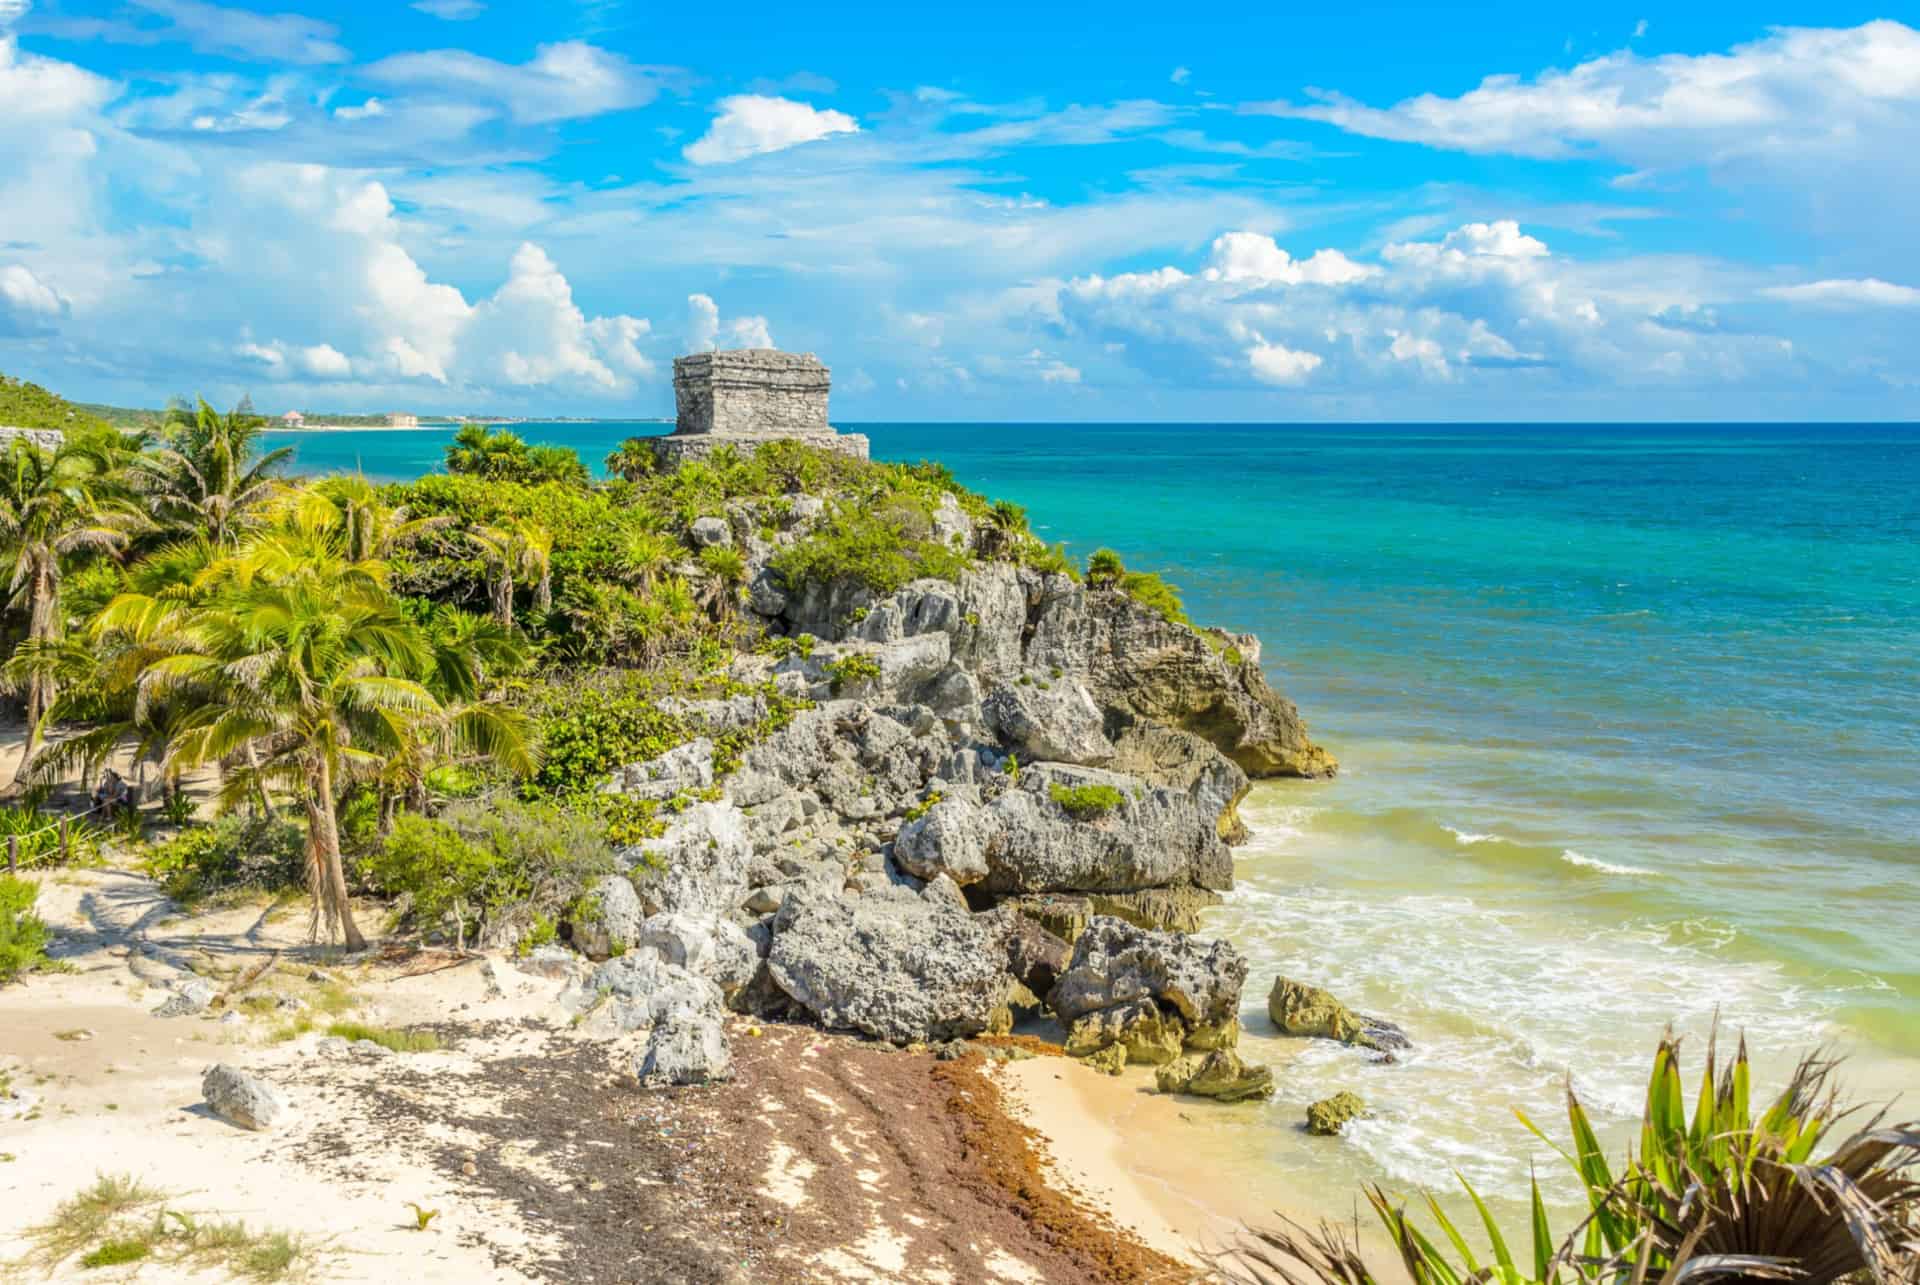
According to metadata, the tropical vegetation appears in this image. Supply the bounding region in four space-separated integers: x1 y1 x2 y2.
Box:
1234 1030 1919 1285
0 382 1139 954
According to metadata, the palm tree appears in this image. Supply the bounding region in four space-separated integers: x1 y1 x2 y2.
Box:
130 398 291 546
130 581 442 948
310 475 454 562
604 437 657 482
618 530 680 590
467 521 552 627
0 438 141 791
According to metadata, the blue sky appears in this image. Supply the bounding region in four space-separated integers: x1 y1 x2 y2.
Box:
2 1 1918 420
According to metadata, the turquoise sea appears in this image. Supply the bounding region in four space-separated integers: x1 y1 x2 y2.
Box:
268 421 1920 1218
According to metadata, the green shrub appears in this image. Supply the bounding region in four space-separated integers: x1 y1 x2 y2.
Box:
144 816 305 905
1048 782 1126 821
1019 541 1082 581
526 673 692 801
1119 570 1188 624
358 813 496 938
825 653 882 694
359 798 616 944
904 791 942 822
769 505 971 596
1086 548 1126 586
0 875 52 982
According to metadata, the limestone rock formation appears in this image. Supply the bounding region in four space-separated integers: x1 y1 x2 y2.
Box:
767 890 1014 1044
1049 916 1248 1037
154 977 217 1018
572 874 643 961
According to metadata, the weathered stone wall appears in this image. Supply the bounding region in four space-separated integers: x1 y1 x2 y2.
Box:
672 350 831 438
0 426 66 451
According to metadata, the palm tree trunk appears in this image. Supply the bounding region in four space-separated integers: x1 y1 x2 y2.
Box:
9 566 57 791
534 568 551 613
491 571 512 628
306 754 365 950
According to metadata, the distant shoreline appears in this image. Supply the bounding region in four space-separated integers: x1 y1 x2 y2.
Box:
268 421 669 434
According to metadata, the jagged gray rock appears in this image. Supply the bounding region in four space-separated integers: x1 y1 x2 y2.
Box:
891 766 1229 897
1048 916 1248 1040
574 953 726 1033
201 1064 287 1130
636 1014 733 1085
604 738 715 801
982 678 1115 766
625 801 754 917
689 516 732 547
573 874 644 961
1024 580 1335 779
154 977 217 1018
768 891 1014 1043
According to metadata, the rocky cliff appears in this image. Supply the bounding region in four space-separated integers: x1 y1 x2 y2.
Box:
556 482 1332 1098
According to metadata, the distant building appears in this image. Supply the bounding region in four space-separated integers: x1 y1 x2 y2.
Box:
653 349 867 470
389 413 419 428
281 410 305 426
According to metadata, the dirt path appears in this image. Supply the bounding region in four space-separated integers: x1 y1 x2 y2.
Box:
1 869 1202 1283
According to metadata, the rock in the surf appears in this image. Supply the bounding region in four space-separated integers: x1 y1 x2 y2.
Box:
1267 977 1409 1052
1155 1049 1275 1102
1305 1090 1366 1135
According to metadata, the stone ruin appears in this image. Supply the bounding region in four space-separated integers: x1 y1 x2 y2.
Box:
0 426 66 451
650 349 869 470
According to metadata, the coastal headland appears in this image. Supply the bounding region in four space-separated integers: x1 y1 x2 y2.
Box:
1 354 1342 1282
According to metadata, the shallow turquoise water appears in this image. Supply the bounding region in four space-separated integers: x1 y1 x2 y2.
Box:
269 421 1920 1210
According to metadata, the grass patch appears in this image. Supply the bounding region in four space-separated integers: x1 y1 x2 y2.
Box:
25 1172 166 1267
324 1020 441 1053
26 1175 317 1280
1048 782 1127 821
79 1236 150 1267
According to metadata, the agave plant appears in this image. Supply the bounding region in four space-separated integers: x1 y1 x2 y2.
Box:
1231 1031 1920 1285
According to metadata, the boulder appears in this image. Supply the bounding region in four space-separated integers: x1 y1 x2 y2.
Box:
604 738 715 802
154 977 217 1018
982 679 1115 766
1048 916 1249 1036
1306 1091 1365 1136
1063 997 1185 1065
201 1064 288 1131
1154 1050 1274 1102
987 767 1233 895
575 953 726 1033
637 912 759 1004
625 802 754 918
573 875 644 961
1079 1043 1127 1076
636 1014 733 1086
893 798 993 885
1004 915 1072 999
1267 977 1409 1052
689 516 732 547
767 891 1013 1044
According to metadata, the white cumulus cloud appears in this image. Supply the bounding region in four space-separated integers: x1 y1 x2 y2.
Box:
686 293 774 351
0 262 67 334
683 94 859 165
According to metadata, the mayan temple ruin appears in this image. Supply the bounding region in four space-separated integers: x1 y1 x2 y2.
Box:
650 348 870 470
